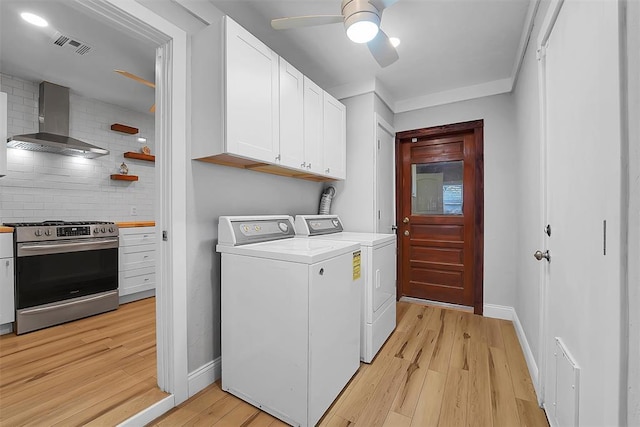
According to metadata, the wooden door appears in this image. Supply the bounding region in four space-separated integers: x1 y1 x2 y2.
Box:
396 121 483 313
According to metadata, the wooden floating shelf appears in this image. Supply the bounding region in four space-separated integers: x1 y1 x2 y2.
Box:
111 123 139 134
124 152 155 162
110 174 139 181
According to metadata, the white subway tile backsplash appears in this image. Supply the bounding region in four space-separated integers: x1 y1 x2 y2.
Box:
0 73 155 223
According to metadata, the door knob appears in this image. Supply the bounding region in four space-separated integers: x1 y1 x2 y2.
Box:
403 217 409 224
534 250 551 262
404 230 409 236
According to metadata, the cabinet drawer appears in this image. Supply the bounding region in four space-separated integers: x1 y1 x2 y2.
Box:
0 234 12 259
120 249 155 271
120 271 155 296
120 232 156 247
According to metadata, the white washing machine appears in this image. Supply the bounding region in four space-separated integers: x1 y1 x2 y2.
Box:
295 215 397 363
216 215 361 427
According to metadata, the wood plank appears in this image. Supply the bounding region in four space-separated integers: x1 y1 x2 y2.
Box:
409 369 446 427
111 123 139 134
516 398 549 427
484 317 505 349
382 411 412 427
428 310 458 373
117 221 156 228
488 346 521 426
501 320 538 402
211 400 261 426
438 368 468 426
355 357 411 427
466 341 493 427
390 329 438 417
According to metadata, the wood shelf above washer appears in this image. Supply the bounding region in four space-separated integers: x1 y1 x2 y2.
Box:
110 174 139 181
124 152 155 162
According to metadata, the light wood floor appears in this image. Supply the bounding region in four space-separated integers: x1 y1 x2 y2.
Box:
149 301 549 427
0 296 167 426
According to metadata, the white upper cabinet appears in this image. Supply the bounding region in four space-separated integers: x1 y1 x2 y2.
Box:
191 15 346 181
225 17 279 163
278 58 304 169
303 77 323 175
0 92 7 178
322 92 347 180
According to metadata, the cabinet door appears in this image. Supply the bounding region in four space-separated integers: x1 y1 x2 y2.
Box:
303 77 323 174
0 258 14 324
322 92 346 179
278 58 304 169
225 17 279 163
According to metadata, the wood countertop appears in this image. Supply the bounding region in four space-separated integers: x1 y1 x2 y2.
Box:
0 226 14 233
116 221 155 228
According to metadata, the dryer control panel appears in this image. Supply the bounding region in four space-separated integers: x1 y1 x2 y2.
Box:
295 215 343 236
218 215 295 246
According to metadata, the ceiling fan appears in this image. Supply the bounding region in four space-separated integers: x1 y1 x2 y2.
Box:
114 69 156 113
271 0 400 68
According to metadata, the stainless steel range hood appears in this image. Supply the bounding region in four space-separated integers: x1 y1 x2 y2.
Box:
7 82 109 159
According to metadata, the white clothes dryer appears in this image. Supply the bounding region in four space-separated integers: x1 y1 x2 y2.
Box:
217 215 361 427
295 214 397 363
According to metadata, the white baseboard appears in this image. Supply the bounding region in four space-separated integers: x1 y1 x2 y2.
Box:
483 303 539 391
483 303 514 320
188 357 222 398
117 395 174 427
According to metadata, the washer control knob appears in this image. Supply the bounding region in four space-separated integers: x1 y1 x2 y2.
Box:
278 222 289 232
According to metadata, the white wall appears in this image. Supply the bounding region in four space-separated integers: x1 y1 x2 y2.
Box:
394 94 517 308
331 93 376 231
0 74 155 222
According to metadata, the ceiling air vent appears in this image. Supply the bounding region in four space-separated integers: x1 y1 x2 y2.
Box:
51 32 92 56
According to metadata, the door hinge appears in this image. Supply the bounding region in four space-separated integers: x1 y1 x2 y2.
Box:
378 139 381 150
536 45 546 61
378 210 381 219
162 230 168 241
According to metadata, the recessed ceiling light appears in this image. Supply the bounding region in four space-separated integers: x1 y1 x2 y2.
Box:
21 12 48 27
389 37 401 48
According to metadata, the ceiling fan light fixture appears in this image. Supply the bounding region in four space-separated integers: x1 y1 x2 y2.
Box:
21 12 48 27
345 12 380 43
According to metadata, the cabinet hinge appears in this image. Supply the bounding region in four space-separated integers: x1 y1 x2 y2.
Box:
162 230 168 241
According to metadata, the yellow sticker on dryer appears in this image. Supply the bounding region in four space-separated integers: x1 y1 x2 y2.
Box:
353 250 361 280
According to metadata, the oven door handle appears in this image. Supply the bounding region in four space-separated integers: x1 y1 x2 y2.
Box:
18 237 119 256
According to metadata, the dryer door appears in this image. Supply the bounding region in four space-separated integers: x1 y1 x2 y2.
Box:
372 242 396 319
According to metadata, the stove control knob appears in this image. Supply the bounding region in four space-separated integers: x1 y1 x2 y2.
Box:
94 228 100 235
34 229 42 237
109 227 115 233
44 229 52 236
101 227 106 233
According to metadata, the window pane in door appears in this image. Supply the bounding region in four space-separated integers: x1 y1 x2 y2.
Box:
411 161 463 215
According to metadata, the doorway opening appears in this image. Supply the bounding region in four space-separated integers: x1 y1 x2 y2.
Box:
396 120 484 314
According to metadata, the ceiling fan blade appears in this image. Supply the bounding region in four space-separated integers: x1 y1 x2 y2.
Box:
367 29 399 67
368 0 399 12
114 69 155 89
271 15 343 30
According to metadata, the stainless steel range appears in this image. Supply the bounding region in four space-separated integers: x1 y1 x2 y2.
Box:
2 221 119 334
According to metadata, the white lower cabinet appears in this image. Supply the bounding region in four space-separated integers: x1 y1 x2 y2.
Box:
119 227 156 302
0 233 15 333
